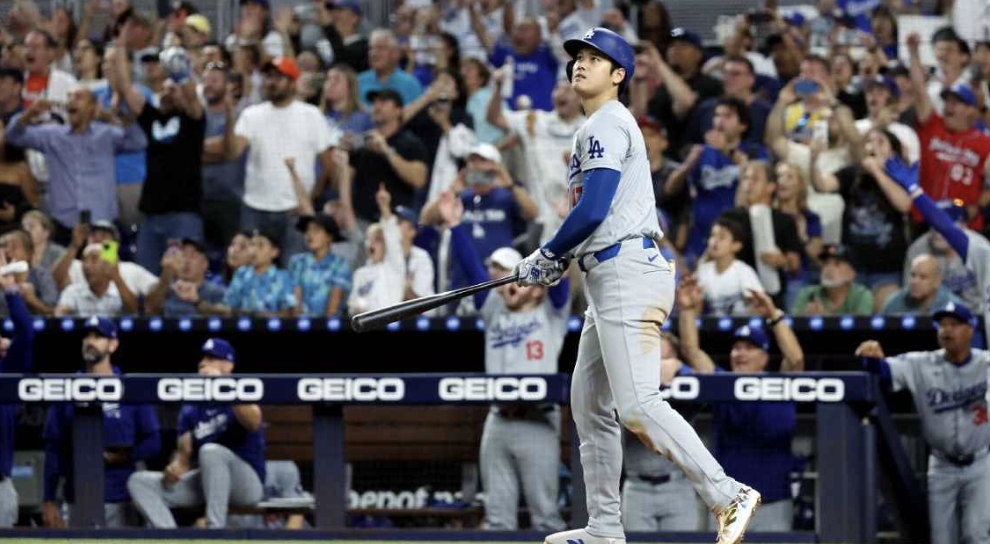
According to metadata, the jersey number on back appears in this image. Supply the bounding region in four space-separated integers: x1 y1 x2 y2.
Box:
587 136 605 159
526 340 544 361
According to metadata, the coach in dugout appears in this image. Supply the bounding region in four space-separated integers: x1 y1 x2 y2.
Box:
128 338 266 528
677 277 805 531
856 301 990 544
42 317 161 527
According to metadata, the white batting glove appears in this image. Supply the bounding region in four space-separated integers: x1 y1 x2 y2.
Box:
515 248 566 286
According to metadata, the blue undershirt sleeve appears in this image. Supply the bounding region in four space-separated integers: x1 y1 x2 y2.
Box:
449 224 492 309
543 168 620 257
913 192 969 260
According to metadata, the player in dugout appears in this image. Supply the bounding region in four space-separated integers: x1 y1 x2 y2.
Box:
128 338 266 528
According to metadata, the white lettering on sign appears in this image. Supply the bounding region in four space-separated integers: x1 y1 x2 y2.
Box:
734 377 845 402
297 377 405 402
18 378 123 402
157 378 264 402
438 377 547 401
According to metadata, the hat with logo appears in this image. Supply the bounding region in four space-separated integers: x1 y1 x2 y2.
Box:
941 84 977 107
933 301 975 326
487 247 523 270
670 27 703 50
84 316 118 339
732 325 770 352
201 338 236 363
395 205 419 226
468 143 502 165
819 243 853 265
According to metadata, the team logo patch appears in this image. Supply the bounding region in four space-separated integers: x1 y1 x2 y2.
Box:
583 29 595 39
587 136 605 159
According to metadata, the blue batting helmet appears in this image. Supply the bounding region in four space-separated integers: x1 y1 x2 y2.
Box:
563 27 635 90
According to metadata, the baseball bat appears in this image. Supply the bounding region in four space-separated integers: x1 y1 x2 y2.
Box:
350 273 520 332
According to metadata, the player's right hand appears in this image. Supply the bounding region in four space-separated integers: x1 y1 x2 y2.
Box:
515 248 566 286
43 501 65 528
855 340 885 359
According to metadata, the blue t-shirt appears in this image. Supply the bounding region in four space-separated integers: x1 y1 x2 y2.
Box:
490 41 559 112
686 142 768 259
466 87 505 144
711 369 795 504
43 367 161 503
0 293 32 479
178 405 266 482
93 83 154 185
202 108 246 201
450 187 520 289
838 0 880 32
356 68 424 107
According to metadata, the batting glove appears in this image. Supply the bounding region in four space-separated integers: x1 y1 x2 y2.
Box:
515 248 567 286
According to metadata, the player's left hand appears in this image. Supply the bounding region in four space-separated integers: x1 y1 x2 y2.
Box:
515 248 567 286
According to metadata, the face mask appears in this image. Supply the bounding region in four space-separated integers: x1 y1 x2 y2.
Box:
466 168 496 186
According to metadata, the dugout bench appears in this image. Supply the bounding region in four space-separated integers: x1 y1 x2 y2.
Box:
0 372 880 543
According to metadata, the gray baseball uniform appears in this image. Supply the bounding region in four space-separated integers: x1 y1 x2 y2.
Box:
568 100 743 539
885 348 990 544
0 479 15 528
479 290 567 531
963 231 990 343
621 430 701 531
903 230 990 314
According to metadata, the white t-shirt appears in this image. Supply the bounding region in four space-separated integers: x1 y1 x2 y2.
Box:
235 100 338 212
697 260 764 316
785 140 851 244
56 282 123 317
347 217 405 314
504 109 584 239
68 260 159 296
406 246 435 298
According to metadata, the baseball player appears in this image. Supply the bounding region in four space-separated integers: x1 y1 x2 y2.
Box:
128 338 266 528
514 27 760 544
621 334 702 531
42 317 161 528
856 301 990 544
0 262 35 528
440 194 568 531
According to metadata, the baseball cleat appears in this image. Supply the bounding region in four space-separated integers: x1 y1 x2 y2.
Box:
544 528 625 544
715 486 761 544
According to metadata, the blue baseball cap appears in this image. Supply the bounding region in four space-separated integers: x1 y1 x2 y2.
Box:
240 0 270 8
933 301 975 326
783 12 805 26
937 198 968 223
327 0 362 16
864 75 900 98
201 338 236 363
84 316 118 339
732 325 770 352
395 205 419 226
941 84 977 107
670 27 703 50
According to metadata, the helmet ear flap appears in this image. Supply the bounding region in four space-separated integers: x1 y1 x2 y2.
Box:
566 60 575 82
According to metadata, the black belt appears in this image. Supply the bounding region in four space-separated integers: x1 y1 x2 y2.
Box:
938 447 990 467
0 474 6 483
496 404 555 419
637 473 672 486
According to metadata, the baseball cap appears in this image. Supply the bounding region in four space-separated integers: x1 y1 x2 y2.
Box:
181 237 208 256
184 14 211 35
240 0 270 8
0 66 23 84
296 213 346 241
170 1 197 14
84 316 118 339
91 220 120 241
670 27 703 50
327 0 362 16
941 84 977 107
732 325 770 352
783 12 805 26
937 198 968 223
468 143 502 165
933 301 975 326
636 115 664 134
365 88 404 107
864 75 899 98
201 337 236 363
263 56 300 81
819 243 852 264
487 247 523 270
395 205 419 226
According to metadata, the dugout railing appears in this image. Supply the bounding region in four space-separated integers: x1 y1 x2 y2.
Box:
0 372 889 543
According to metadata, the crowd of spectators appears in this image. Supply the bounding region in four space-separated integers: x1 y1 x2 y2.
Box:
0 0 984 324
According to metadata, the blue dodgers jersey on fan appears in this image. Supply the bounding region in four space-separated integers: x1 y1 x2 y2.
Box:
43 369 161 503
686 143 768 259
178 405 266 481
490 41 559 111
449 187 521 289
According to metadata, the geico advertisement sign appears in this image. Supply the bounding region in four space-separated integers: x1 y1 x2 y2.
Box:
18 378 123 401
734 377 845 402
158 378 264 402
660 376 700 400
439 377 547 401
297 377 405 402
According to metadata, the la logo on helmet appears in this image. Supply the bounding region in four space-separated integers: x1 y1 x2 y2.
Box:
584 29 595 39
